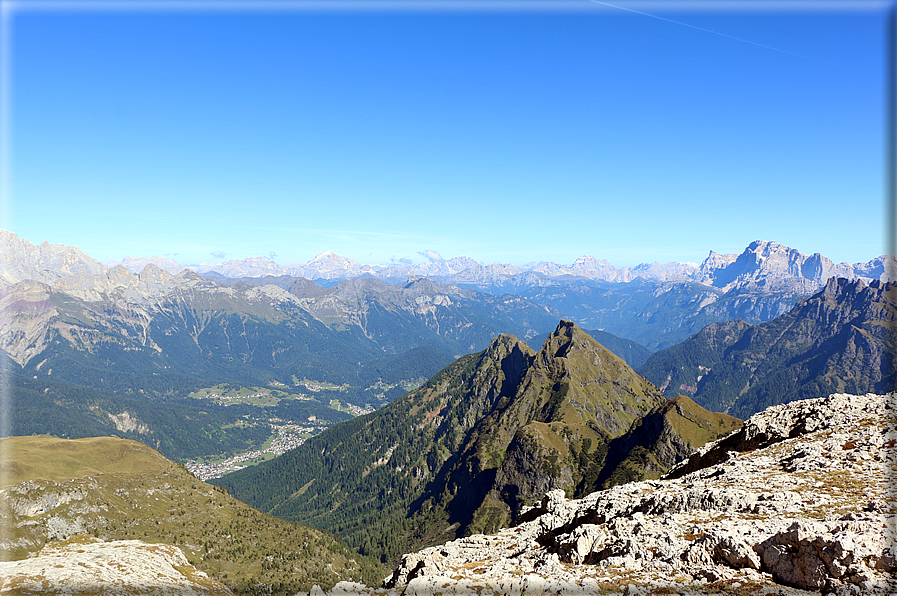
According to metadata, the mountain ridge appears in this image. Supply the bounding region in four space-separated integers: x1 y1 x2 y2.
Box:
215 322 738 564
638 277 897 418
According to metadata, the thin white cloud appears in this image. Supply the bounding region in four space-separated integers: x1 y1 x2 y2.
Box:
589 0 846 66
420 249 444 263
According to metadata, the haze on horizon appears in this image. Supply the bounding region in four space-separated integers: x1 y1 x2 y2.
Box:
2 1 888 269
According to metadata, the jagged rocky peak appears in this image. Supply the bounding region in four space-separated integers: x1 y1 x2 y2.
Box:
0 228 106 285
698 239 881 292
137 261 175 284
799 276 890 328
540 318 580 354
821 274 867 296
462 321 671 529
530 320 665 430
539 319 627 365
482 332 534 363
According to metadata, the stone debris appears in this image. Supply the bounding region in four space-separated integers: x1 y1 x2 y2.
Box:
303 393 897 595
0 536 232 595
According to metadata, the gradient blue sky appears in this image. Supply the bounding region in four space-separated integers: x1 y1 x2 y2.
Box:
2 0 890 268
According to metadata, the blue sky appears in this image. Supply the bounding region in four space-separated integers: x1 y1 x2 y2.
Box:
2 0 889 268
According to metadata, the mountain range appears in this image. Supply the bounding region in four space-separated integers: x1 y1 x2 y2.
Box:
8 232 892 358
3 226 895 595
105 239 894 292
3 227 895 464
110 238 896 351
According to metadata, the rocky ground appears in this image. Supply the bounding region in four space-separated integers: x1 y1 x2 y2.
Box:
309 393 896 595
0 535 232 595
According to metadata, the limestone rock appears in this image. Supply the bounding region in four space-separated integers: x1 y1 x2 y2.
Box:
0 536 232 595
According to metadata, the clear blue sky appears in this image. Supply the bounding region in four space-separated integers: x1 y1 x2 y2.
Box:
2 1 889 268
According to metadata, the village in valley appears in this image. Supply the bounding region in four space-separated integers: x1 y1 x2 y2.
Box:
184 384 376 480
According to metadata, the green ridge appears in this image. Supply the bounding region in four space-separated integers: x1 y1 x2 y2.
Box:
638 278 897 417
218 321 731 565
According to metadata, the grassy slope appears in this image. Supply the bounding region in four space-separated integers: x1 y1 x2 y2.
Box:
0 436 385 595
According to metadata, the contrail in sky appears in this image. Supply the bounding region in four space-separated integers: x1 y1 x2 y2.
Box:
587 0 840 67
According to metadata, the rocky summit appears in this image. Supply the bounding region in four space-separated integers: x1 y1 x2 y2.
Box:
297 392 895 595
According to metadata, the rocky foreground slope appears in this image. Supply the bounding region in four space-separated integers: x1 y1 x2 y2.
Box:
307 393 895 595
0 535 232 595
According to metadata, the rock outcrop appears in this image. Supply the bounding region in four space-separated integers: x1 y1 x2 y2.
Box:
299 392 895 595
0 536 233 595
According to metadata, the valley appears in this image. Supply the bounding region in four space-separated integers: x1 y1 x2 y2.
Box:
184 421 318 481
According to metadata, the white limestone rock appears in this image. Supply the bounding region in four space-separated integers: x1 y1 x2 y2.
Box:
0 536 232 595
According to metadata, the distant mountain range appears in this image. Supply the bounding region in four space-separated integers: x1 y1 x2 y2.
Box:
103 239 894 292
0 228 558 384
14 230 889 350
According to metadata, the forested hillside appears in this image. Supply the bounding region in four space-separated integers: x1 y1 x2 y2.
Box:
638 278 896 417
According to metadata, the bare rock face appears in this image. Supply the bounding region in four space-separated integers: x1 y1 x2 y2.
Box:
756 518 896 591
318 393 895 596
0 536 232 595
